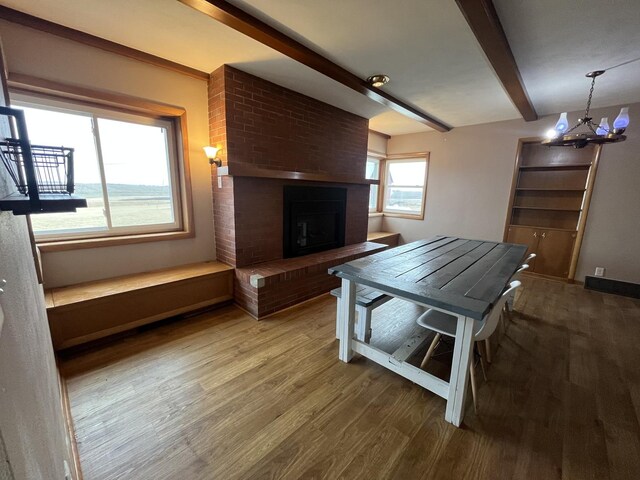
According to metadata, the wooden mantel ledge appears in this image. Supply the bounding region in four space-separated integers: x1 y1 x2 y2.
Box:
216 164 378 185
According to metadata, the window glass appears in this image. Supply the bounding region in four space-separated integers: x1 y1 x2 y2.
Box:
383 158 427 215
14 100 181 238
366 157 380 211
98 118 175 228
22 106 107 234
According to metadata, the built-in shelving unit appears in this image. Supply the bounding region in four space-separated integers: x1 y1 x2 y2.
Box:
504 139 601 280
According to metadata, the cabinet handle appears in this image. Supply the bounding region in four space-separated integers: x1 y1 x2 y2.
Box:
533 232 537 238
541 232 546 239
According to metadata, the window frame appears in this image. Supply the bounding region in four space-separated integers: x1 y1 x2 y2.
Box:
8 75 195 251
377 153 429 220
365 152 384 213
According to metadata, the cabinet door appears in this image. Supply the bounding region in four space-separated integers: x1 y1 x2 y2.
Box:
505 226 539 270
534 230 576 278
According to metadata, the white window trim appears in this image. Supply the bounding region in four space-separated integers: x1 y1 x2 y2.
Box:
11 92 192 246
381 154 429 220
365 155 381 213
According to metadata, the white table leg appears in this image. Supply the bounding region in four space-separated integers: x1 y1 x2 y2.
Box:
338 278 356 362
335 297 342 339
445 314 475 426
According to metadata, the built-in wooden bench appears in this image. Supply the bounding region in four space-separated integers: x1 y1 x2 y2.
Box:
367 231 400 247
45 261 234 350
330 285 392 342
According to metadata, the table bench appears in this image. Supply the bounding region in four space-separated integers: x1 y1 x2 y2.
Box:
45 261 234 350
330 285 392 342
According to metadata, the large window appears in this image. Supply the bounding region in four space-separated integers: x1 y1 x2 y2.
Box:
13 96 183 240
382 157 428 218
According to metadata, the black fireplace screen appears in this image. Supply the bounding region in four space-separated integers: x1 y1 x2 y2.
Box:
283 186 347 258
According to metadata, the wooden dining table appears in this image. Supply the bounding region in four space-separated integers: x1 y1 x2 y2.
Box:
328 235 527 426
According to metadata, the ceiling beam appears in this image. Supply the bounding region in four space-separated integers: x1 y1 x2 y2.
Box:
0 5 210 81
455 0 538 121
178 0 451 132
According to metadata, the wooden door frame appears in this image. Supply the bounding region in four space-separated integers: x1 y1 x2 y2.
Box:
503 138 602 282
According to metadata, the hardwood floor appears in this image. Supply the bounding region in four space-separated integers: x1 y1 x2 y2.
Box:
59 276 640 480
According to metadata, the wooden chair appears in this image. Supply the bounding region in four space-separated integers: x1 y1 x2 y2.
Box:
416 281 521 412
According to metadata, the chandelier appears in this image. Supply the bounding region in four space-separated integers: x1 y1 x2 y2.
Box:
542 70 629 148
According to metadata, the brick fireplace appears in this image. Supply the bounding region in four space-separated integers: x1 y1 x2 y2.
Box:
208 65 383 317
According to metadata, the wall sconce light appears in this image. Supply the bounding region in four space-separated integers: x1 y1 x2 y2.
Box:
204 146 222 167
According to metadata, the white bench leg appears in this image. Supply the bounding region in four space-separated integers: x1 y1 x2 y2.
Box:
356 307 372 343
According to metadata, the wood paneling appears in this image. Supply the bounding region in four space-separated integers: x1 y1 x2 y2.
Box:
505 139 598 280
46 262 234 349
0 5 209 80
505 226 538 270
59 277 640 479
520 142 596 167
513 190 584 210
179 0 450 131
534 230 576 278
517 169 589 190
454 0 537 121
511 209 580 230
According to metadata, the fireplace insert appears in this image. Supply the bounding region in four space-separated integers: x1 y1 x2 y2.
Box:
283 185 347 258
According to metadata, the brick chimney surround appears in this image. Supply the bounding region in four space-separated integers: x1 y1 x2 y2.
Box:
208 65 385 318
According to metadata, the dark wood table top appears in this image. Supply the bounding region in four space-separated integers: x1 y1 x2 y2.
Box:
329 236 527 320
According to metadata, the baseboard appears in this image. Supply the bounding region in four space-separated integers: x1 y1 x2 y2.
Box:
584 275 640 299
57 369 83 480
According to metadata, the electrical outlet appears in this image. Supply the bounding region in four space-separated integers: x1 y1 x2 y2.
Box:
594 267 605 277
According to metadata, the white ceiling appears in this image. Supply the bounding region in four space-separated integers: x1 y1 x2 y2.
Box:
1 0 639 135
494 0 640 116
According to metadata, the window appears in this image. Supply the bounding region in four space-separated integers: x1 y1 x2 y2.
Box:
12 96 184 241
383 157 428 218
365 156 380 211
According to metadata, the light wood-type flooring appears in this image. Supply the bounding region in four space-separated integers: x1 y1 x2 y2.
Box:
60 276 640 480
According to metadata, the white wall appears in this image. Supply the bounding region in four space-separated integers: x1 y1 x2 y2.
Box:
0 52 72 480
0 21 215 288
385 104 640 284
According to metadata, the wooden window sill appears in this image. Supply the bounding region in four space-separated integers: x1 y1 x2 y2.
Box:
37 229 194 252
368 212 424 221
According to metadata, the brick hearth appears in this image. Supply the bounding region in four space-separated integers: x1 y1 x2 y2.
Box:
208 65 375 317
235 242 386 318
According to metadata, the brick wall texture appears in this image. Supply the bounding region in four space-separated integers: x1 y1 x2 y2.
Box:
208 65 371 317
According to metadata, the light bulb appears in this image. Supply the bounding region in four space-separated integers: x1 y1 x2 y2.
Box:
613 107 629 133
554 112 569 133
545 129 558 139
596 117 609 135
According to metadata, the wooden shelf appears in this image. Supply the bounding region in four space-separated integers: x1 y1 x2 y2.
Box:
515 188 585 192
508 224 577 233
519 163 592 170
512 206 582 212
217 164 378 185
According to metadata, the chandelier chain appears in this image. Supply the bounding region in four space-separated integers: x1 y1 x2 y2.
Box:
584 76 597 120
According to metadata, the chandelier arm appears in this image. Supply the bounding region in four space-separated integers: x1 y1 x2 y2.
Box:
564 123 581 135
